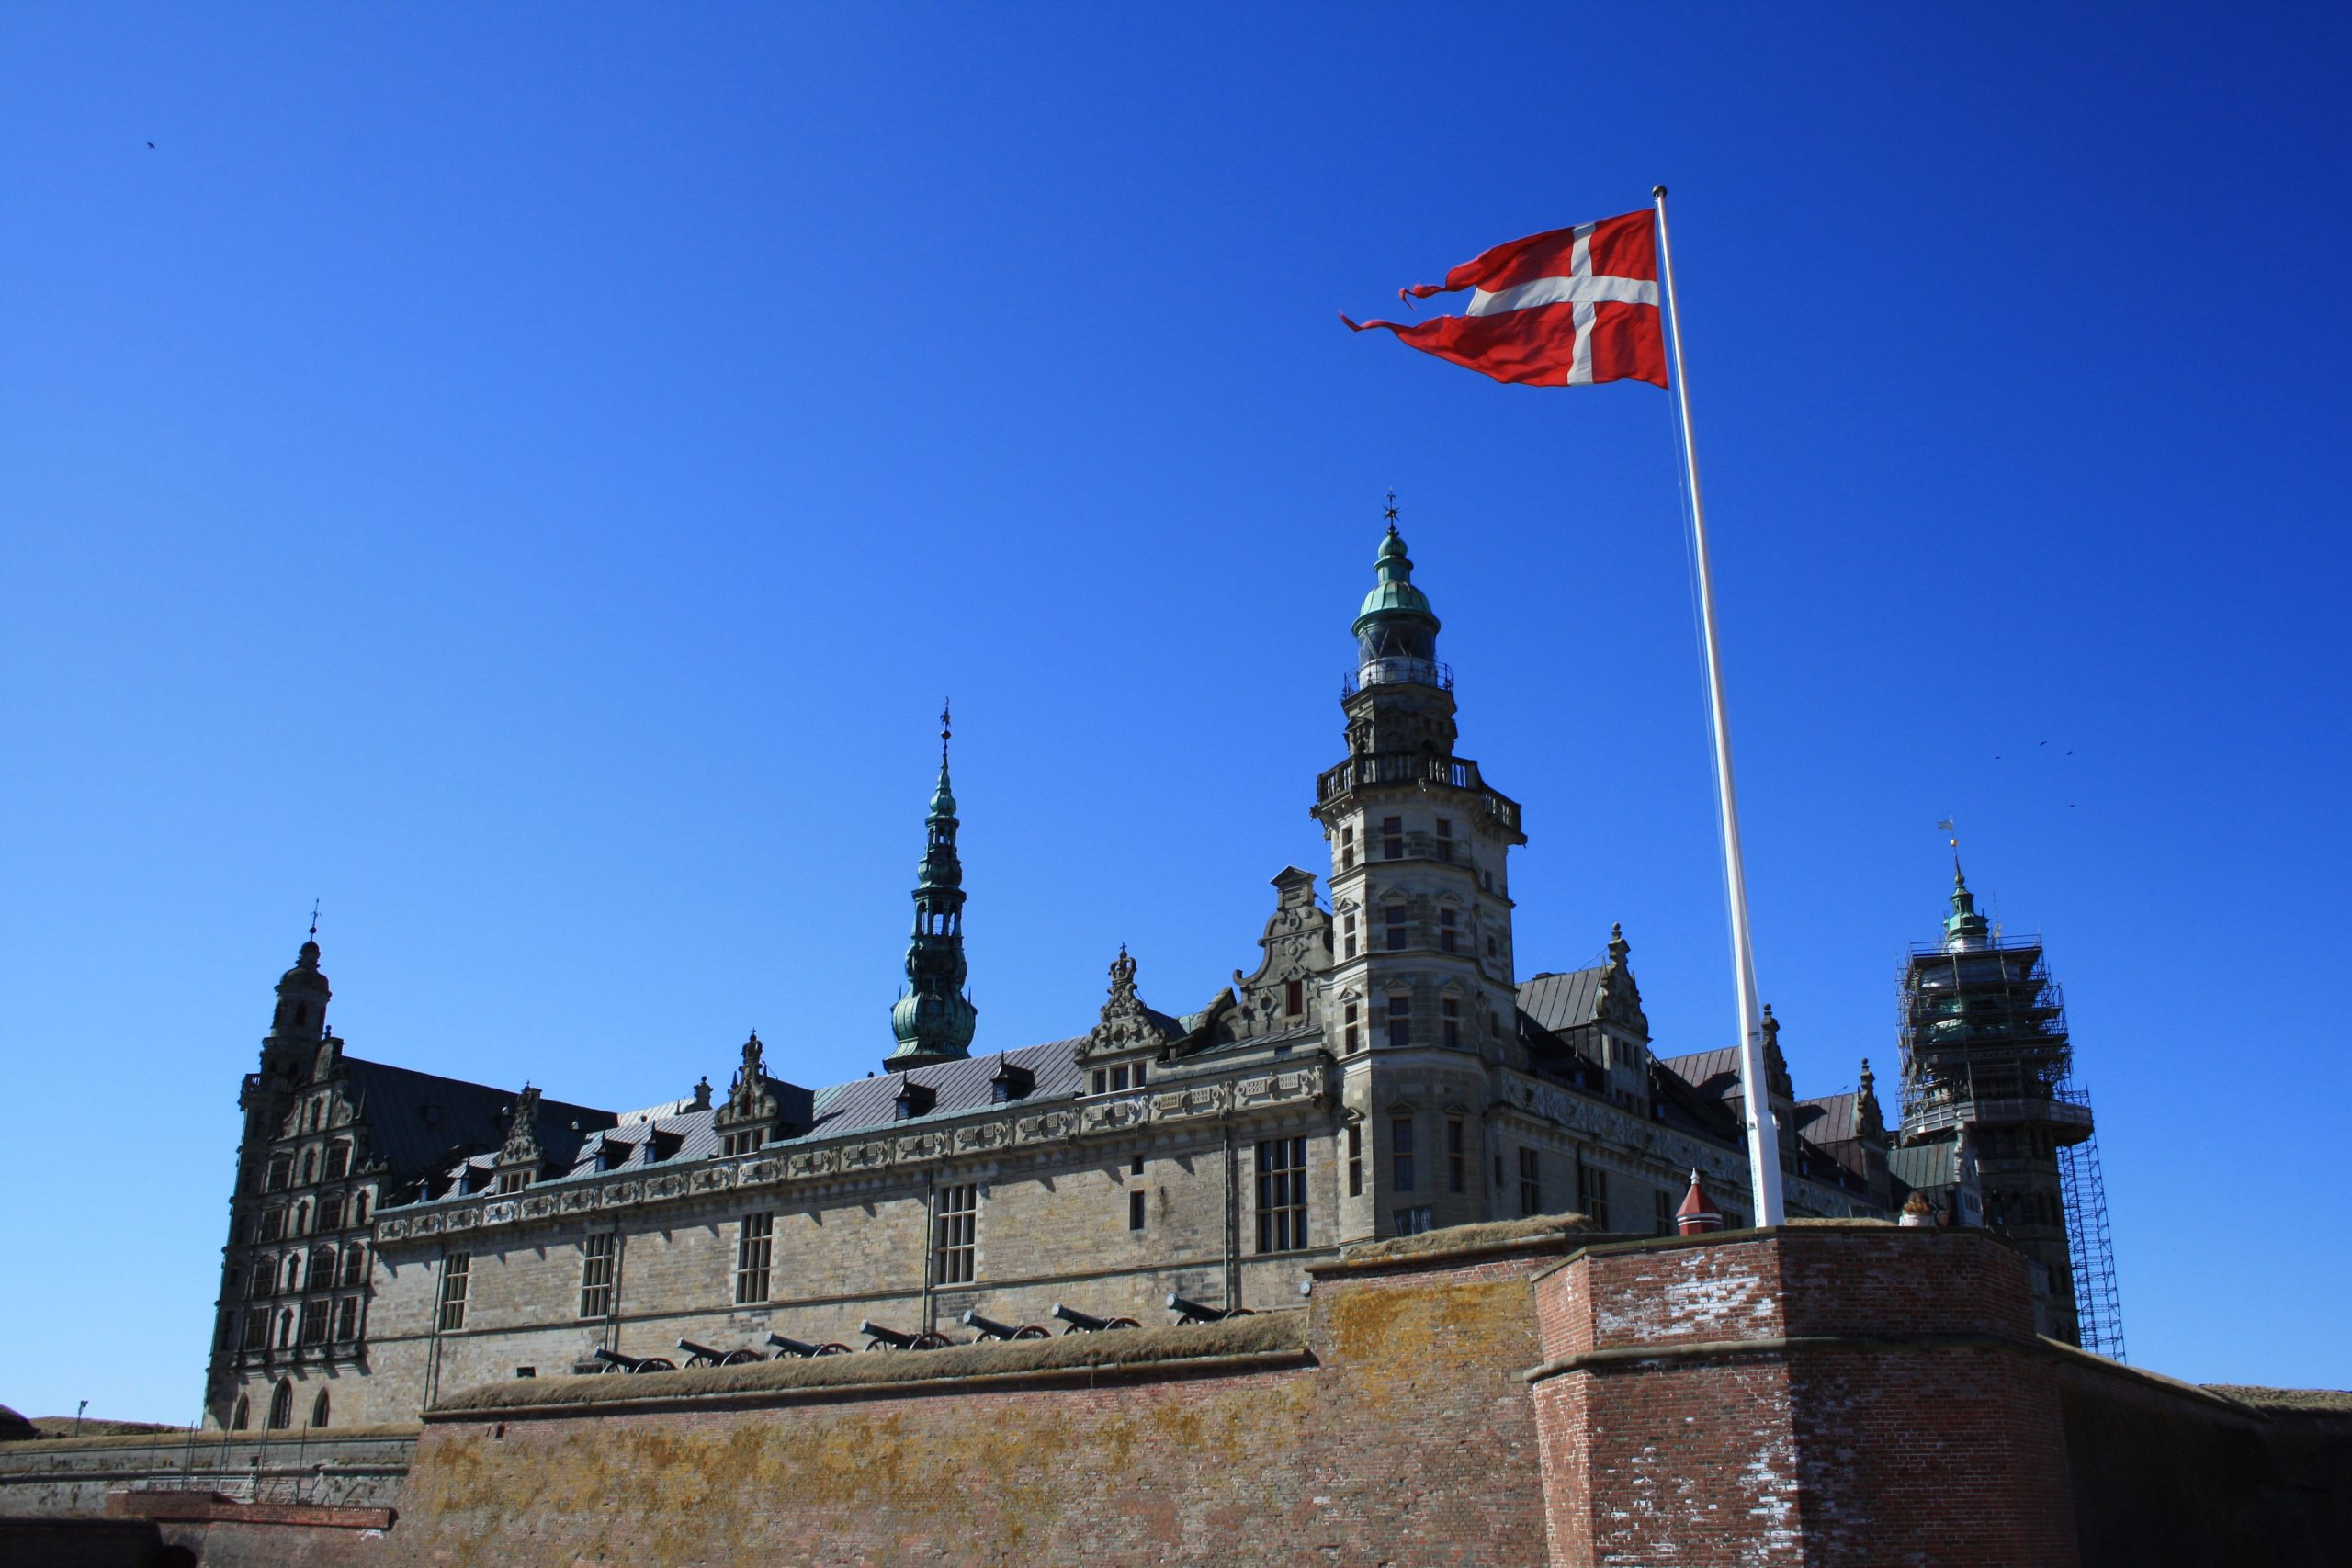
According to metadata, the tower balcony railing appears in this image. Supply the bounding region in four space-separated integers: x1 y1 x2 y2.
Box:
1341 659 1453 696
1316 751 1521 833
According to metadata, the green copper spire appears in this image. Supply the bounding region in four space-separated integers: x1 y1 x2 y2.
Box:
1351 496 1442 681
1943 856 1991 949
888 703 978 1067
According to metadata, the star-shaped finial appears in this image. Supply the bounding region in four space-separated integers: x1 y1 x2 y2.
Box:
1384 490 1399 527
940 698 953 758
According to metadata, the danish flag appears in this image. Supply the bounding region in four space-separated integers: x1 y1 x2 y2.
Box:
1341 210 1668 388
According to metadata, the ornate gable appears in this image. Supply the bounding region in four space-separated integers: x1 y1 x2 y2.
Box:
1227 867 1334 1042
1594 923 1650 1037
1077 947 1175 1065
496 1086 544 1170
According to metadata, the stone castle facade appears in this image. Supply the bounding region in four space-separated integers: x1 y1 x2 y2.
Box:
201 520 2094 1433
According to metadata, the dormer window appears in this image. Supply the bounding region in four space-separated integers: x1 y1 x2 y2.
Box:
1089 1065 1135 1095
597 1137 634 1172
990 1063 1035 1103
496 1170 529 1194
894 1081 937 1121
646 1130 684 1164
719 1128 767 1156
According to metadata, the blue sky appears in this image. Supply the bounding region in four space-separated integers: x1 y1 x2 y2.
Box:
3 6 2346 1419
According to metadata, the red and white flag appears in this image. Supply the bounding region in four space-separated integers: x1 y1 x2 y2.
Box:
1341 211 1668 388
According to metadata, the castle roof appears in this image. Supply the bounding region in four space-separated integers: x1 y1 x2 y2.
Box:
1516 967 1607 1033
341 1056 616 1186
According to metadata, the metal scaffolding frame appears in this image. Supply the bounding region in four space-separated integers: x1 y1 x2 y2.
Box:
2057 1085 2127 1362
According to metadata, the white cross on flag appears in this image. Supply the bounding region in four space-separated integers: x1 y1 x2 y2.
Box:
1342 210 1668 388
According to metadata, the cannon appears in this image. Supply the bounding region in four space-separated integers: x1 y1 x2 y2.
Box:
591 1347 678 1374
1050 1303 1141 1335
1166 1293 1254 1325
960 1309 1050 1342
858 1319 954 1351
766 1332 851 1359
676 1337 763 1368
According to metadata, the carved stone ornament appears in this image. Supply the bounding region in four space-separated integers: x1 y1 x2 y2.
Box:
498 1086 545 1168
1080 946 1173 1063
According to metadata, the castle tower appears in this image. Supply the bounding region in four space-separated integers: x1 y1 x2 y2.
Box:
1894 858 2100 1346
888 710 978 1068
1310 511 1525 1240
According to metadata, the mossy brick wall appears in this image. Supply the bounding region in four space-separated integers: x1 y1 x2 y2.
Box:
381 1245 1565 1568
1529 1229 2079 1567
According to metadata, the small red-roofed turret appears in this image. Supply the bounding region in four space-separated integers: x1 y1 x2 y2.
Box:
1676 1168 1724 1235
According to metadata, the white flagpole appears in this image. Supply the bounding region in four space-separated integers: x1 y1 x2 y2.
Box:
1652 184 1786 1228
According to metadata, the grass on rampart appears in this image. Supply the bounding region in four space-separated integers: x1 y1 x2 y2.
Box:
435 1308 1307 1414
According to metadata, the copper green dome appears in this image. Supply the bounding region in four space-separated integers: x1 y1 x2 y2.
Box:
1351 525 1440 637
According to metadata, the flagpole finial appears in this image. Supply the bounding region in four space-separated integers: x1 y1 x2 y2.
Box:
1652 184 1668 198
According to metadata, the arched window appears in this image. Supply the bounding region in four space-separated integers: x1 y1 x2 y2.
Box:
266 1380 293 1430
231 1394 250 1430
310 1389 330 1428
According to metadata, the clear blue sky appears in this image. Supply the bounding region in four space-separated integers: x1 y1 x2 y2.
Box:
3 6 2346 1420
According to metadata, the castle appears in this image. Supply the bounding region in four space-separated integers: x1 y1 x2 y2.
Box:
200 519 2111 1434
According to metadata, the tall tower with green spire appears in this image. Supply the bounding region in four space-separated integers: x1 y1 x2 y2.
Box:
888 705 978 1069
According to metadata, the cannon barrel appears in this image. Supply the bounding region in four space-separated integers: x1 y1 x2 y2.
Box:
1051 1302 1117 1332
960 1310 1020 1341
859 1319 920 1348
592 1347 644 1370
766 1333 840 1359
675 1337 727 1361
1165 1293 1251 1324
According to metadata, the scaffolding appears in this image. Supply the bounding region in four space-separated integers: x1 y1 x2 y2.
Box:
1896 935 2072 1132
2057 1084 2127 1362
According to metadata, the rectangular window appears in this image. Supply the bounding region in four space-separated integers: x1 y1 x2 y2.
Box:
1342 912 1358 959
1655 1188 1675 1236
1285 977 1305 1016
299 1299 327 1346
1447 1119 1465 1193
1340 825 1356 869
720 1129 767 1156
496 1170 529 1194
1434 818 1453 863
1577 1163 1611 1229
1128 1190 1147 1231
1442 997 1460 1048
242 1309 269 1350
933 1184 978 1285
437 1253 471 1332
1392 1116 1417 1190
325 1143 352 1180
1381 816 1404 860
1386 995 1410 1049
1346 1123 1363 1196
266 1156 292 1192
1393 1205 1434 1235
1343 1001 1360 1054
319 1195 345 1232
1131 1155 1146 1177
734 1213 773 1305
1254 1137 1309 1253
334 1296 360 1341
579 1233 619 1317
1385 905 1409 952
1439 908 1458 953
1518 1149 1542 1217
260 1208 286 1242
340 1246 367 1287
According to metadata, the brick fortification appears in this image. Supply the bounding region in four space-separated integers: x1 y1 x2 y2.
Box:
350 1224 2343 1568
15 1223 2348 1566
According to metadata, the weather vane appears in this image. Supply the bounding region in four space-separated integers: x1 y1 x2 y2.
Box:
1384 490 1399 526
309 898 321 940
940 698 952 758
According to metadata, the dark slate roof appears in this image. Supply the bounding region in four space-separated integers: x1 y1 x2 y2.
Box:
1887 1141 1962 1191
802 1037 1088 1138
1517 968 1606 1034
1658 1047 1744 1103
406 1039 1096 1200
1794 1092 1860 1145
343 1057 616 1186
